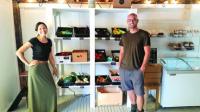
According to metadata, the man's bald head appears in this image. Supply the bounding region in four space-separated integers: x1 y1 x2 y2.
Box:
127 13 138 29
127 13 138 21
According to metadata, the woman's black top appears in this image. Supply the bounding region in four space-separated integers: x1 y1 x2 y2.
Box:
29 37 52 61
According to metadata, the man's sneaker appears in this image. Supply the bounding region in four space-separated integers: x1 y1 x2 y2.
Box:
130 104 137 112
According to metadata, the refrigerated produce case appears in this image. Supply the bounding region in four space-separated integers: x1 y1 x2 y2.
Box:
160 57 200 107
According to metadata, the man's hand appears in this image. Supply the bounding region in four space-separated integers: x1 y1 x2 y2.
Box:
140 65 146 73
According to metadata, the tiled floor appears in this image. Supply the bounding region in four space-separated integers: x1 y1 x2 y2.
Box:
15 95 200 112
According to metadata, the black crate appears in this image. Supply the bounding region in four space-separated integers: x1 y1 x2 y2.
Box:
74 27 90 37
95 28 111 38
111 50 120 62
55 52 72 56
149 48 157 64
95 75 112 85
95 49 107 62
56 27 73 37
95 75 120 85
57 75 90 88
112 27 127 38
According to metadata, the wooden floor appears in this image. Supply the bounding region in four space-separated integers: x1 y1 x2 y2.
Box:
16 95 200 112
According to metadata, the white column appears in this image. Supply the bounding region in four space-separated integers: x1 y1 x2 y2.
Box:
89 9 95 109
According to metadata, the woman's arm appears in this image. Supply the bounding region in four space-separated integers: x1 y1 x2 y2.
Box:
49 48 58 76
16 42 32 66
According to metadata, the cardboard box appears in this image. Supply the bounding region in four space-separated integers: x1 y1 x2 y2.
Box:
97 87 123 106
109 69 120 82
55 55 71 64
55 52 72 64
72 50 88 62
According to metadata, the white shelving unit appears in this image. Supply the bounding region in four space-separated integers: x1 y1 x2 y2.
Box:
95 8 134 75
95 9 134 108
54 8 134 108
52 8 97 109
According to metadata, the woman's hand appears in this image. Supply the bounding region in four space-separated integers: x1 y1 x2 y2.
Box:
52 67 58 76
29 60 38 67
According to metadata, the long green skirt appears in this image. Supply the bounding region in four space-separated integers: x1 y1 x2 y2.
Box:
28 63 57 112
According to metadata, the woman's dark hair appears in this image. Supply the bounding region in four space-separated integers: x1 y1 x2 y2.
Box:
35 22 47 31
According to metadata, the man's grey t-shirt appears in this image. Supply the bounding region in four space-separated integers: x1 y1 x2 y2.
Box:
119 29 150 70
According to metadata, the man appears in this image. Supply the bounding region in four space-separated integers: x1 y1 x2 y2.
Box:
119 13 151 112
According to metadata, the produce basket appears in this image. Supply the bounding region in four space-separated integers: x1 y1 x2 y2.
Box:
95 75 112 85
111 50 119 62
112 27 127 38
57 72 90 87
95 28 111 38
56 27 73 37
74 27 90 37
95 49 107 62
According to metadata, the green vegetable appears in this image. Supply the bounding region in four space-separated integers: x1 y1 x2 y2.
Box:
63 76 76 83
118 29 126 34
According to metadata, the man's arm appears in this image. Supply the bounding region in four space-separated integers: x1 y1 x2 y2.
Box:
140 46 151 72
118 46 124 67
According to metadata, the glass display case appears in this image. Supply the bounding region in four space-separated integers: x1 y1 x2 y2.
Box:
160 57 200 71
181 57 200 70
160 57 200 107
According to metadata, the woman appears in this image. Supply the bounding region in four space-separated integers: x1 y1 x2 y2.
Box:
16 22 57 112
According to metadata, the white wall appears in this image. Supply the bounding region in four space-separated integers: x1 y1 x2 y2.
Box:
0 0 20 111
138 8 200 58
95 8 200 58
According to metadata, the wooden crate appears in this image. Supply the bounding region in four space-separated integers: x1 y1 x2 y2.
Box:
144 64 162 85
72 50 88 62
145 64 162 73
